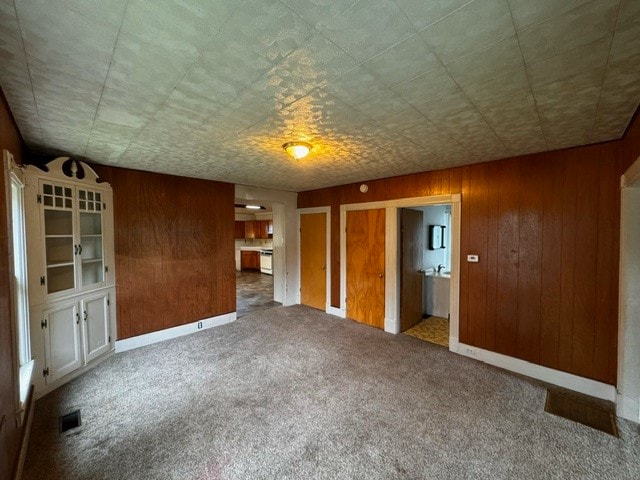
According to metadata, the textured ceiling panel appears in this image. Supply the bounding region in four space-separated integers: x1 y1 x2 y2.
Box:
0 0 639 191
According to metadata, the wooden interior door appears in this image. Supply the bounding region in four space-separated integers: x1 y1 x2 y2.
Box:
400 208 424 331
300 212 327 310
346 209 385 328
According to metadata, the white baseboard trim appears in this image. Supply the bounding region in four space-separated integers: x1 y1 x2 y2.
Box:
115 312 236 353
453 342 616 402
617 394 640 422
384 317 400 334
326 306 345 318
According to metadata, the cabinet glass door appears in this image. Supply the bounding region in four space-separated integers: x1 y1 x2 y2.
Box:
78 189 104 288
42 183 75 294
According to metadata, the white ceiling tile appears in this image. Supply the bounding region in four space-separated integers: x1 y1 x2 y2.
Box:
279 0 359 30
609 21 640 65
394 0 476 31
321 0 416 63
175 66 244 109
525 36 611 87
434 109 506 153
534 72 602 144
508 0 592 31
446 35 523 87
419 0 515 64
276 34 358 82
197 43 273 91
95 97 151 130
246 34 358 111
1 0 638 191
461 66 530 103
617 0 640 30
476 93 546 152
362 34 440 87
517 0 619 64
15 0 121 83
392 66 474 122
217 0 314 64
373 107 428 134
122 0 234 48
401 120 457 148
323 66 389 107
391 64 452 103
353 90 411 119
590 22 640 140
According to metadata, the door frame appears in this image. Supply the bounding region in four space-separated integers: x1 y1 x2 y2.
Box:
297 206 331 312
618 156 640 422
339 194 461 345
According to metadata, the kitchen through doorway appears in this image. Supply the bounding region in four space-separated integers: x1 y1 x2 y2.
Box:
234 201 279 317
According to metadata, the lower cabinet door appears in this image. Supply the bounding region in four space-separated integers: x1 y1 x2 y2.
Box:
82 292 111 363
43 301 82 384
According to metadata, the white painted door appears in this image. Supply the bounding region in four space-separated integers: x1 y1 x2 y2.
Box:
43 301 82 383
82 292 111 363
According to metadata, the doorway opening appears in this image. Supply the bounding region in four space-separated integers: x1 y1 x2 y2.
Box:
234 200 279 317
617 157 640 423
400 204 452 348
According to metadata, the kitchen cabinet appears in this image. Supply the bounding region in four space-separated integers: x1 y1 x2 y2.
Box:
241 250 260 270
244 220 256 239
24 157 116 393
235 219 273 239
234 221 245 239
256 220 268 239
255 220 273 239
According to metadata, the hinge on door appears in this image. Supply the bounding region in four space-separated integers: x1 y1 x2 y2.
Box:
103 202 106 210
42 367 49 377
40 276 45 286
105 266 108 273
107 298 110 306
108 336 111 343
37 194 42 204
41 319 47 329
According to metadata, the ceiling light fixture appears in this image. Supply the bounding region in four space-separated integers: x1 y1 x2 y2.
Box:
283 141 312 160
245 205 261 210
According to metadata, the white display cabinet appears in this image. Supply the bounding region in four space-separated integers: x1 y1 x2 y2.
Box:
24 157 116 395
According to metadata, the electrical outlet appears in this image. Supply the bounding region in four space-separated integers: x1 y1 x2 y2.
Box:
197 321 203 329
467 254 479 263
464 346 477 356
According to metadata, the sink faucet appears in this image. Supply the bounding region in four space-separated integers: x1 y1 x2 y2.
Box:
437 264 445 274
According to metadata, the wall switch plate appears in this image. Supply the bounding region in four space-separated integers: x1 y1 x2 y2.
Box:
467 255 479 263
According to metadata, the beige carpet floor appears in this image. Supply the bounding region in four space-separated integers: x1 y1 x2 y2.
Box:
404 316 449 347
23 305 640 479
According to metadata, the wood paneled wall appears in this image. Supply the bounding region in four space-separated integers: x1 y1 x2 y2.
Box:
0 88 25 479
93 166 235 339
299 118 640 385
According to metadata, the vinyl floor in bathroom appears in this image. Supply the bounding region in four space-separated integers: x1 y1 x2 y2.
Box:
404 316 449 347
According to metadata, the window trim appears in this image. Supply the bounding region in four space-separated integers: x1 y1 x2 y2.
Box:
5 150 33 422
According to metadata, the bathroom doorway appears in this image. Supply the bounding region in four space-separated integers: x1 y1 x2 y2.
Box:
401 204 452 348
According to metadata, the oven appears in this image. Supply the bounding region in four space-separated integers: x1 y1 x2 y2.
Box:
260 249 273 275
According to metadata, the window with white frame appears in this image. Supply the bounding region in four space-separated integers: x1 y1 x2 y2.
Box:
7 154 32 414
